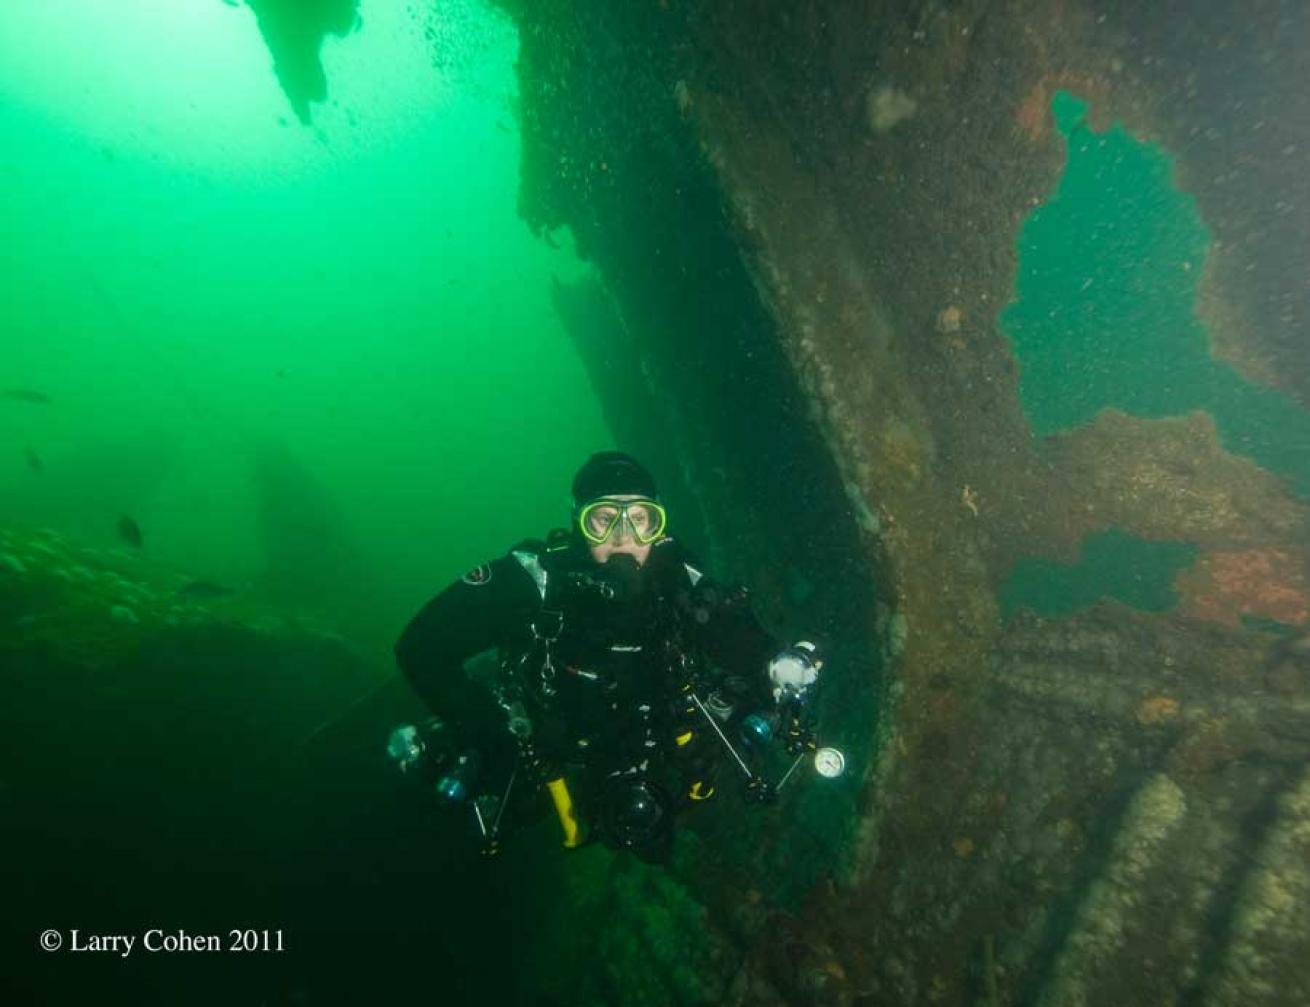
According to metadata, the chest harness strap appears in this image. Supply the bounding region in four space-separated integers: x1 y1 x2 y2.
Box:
511 547 566 700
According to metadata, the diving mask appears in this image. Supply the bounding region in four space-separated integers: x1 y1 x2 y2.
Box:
577 497 667 545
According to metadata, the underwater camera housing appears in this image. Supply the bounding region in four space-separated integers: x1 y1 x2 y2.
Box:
594 774 676 863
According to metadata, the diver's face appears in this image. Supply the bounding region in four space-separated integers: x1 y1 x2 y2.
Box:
584 494 655 568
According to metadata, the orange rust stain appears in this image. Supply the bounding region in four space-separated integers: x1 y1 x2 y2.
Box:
1016 80 1053 142
1136 695 1181 726
1015 71 1107 143
1176 548 1310 627
952 837 975 859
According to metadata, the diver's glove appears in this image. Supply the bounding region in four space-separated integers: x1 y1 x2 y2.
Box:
767 640 824 702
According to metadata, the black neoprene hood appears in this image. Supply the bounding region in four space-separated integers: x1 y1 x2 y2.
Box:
571 451 658 505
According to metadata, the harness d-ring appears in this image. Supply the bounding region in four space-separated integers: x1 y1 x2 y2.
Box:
530 608 564 698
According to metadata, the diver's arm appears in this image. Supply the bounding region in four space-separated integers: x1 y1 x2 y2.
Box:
394 555 537 744
694 581 780 707
650 539 779 705
678 559 825 703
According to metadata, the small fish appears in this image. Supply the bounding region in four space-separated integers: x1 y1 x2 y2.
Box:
23 447 44 474
116 515 144 550
3 388 52 405
176 580 234 600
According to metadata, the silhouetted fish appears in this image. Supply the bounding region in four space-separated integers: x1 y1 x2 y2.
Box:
23 447 43 474
116 515 144 550
176 580 234 600
3 388 51 405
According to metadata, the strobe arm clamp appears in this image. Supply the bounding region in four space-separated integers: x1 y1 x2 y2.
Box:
472 766 515 858
745 774 777 804
778 693 819 756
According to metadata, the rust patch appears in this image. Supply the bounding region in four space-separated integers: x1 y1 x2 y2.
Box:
1135 695 1181 726
1175 547 1310 627
1015 70 1108 142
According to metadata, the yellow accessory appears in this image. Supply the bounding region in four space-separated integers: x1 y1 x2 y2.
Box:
547 777 586 848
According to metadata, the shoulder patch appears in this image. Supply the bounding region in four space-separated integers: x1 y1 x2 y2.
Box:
461 563 493 586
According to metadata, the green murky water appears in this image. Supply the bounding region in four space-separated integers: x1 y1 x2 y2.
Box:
1000 527 1199 619
0 0 608 644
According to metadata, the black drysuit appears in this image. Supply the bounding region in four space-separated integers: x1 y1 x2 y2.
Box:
394 533 778 836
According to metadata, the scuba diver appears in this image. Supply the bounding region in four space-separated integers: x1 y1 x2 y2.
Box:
391 451 840 863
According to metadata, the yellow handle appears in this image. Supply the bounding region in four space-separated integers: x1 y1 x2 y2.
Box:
547 777 586 848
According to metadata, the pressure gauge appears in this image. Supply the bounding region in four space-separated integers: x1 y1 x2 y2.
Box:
814 747 846 779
